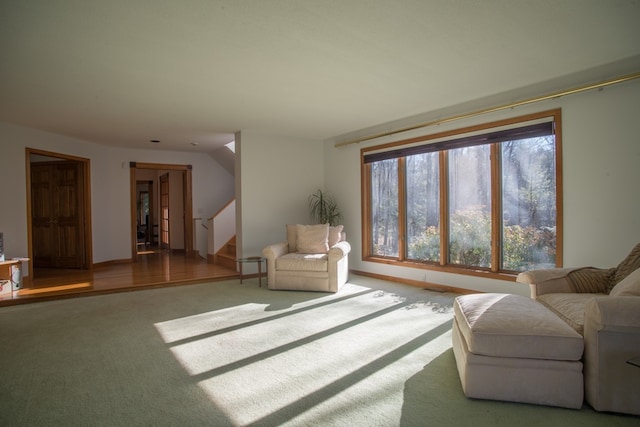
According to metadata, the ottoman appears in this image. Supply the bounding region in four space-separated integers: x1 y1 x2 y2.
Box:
452 293 584 409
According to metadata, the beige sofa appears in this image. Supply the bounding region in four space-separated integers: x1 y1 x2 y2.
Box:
262 224 350 292
515 243 640 415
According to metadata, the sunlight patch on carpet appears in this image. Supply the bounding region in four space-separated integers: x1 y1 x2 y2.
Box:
155 282 454 426
155 303 268 344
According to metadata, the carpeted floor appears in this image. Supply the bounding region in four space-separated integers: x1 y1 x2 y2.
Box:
0 275 638 426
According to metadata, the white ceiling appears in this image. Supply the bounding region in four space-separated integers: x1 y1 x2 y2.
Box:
1 1 639 153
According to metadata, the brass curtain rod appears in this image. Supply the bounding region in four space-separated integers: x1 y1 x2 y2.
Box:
334 71 640 147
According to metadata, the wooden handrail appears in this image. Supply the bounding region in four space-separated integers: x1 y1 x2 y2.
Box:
192 217 208 230
208 198 235 221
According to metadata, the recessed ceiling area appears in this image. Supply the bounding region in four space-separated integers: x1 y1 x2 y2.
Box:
1 1 639 152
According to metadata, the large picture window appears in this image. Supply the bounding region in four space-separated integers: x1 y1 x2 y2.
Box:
362 110 562 277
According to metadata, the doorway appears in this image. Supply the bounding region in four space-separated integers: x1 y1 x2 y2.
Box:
135 180 155 252
129 162 194 261
26 148 92 276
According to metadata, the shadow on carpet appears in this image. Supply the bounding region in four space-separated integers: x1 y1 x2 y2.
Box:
401 349 640 427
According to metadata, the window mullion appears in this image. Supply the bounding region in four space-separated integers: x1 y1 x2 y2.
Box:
554 116 564 267
398 157 406 261
490 143 501 272
439 151 448 266
362 162 372 257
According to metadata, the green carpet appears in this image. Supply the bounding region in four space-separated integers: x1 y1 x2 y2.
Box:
0 275 638 426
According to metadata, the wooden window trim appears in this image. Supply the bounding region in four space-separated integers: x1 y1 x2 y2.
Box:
361 109 563 280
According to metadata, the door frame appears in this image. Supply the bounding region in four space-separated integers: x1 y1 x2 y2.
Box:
129 162 194 261
25 148 93 276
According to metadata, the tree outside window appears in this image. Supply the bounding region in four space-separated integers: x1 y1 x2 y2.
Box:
406 152 440 262
500 136 556 270
371 159 399 257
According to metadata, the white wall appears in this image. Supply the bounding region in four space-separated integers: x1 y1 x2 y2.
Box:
236 130 324 272
0 122 234 264
323 78 640 296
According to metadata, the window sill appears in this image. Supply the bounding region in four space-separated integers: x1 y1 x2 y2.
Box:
363 256 519 282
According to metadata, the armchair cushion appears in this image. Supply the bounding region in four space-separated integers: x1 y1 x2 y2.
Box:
286 224 298 252
296 224 329 254
276 252 328 272
286 224 346 254
328 225 344 247
609 268 640 297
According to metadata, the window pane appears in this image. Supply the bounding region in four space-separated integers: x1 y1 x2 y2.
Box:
406 152 440 261
501 136 556 270
371 159 399 257
448 145 491 267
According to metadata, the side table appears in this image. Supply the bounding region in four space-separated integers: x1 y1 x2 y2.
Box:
237 256 266 287
0 258 29 291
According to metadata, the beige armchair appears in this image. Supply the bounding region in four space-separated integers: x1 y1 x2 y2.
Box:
262 224 350 292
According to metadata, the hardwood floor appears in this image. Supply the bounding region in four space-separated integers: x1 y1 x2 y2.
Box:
0 250 240 307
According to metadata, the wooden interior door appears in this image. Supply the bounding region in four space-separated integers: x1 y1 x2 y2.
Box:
159 173 170 249
31 161 84 268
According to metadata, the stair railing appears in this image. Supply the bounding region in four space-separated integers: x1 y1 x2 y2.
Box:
207 199 236 261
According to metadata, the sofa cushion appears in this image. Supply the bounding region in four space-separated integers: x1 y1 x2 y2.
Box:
537 293 603 335
609 267 640 297
328 225 344 247
296 224 329 254
612 242 640 288
286 224 298 252
454 293 583 361
567 268 612 294
276 252 328 272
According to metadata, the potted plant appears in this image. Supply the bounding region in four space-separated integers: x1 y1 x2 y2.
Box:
308 189 342 226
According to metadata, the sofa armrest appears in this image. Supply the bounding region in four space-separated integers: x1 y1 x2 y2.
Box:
328 241 351 261
516 268 577 299
262 241 288 260
585 296 640 332
262 242 288 286
517 267 613 299
328 241 351 292
583 296 640 415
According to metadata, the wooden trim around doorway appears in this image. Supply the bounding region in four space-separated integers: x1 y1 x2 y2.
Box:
129 162 194 261
25 148 93 277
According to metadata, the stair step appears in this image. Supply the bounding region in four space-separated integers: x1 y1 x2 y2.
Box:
215 252 237 270
210 235 238 270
